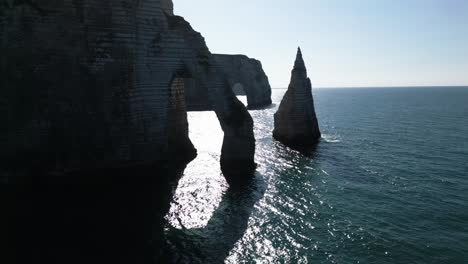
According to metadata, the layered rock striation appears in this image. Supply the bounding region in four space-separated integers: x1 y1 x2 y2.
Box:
1 0 257 263
214 54 272 109
273 48 321 150
0 0 255 181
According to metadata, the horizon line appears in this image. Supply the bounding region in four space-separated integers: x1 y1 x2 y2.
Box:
271 85 468 89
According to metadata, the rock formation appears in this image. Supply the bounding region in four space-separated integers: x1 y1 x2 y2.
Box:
1 1 257 262
214 54 272 109
0 0 255 181
273 48 321 150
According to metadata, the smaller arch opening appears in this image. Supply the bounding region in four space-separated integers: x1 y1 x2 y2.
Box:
232 82 247 106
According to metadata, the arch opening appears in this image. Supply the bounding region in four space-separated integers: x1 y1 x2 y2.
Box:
167 65 256 187
166 70 227 229
232 82 248 106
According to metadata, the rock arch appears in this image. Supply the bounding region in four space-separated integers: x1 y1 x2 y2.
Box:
213 54 272 109
0 1 256 184
163 14 257 184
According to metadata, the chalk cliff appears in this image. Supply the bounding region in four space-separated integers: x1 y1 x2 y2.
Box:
214 54 272 109
0 0 255 181
273 48 321 150
1 1 256 262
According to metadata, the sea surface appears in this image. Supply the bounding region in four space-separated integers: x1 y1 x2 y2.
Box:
164 87 468 263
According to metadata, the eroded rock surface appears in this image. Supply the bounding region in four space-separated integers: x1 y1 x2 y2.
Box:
0 0 255 181
214 54 272 109
273 48 321 150
1 0 257 263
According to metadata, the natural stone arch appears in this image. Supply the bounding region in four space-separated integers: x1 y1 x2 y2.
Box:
166 61 256 186
0 0 256 186
163 12 258 183
213 54 272 109
0 2 256 263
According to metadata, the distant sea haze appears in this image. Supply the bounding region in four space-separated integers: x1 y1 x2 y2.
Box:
166 87 468 263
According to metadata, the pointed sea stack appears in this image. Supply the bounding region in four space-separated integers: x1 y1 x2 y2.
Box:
273 48 321 150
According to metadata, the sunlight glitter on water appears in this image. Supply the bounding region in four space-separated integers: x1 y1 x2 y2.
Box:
164 88 468 263
165 111 227 229
166 97 250 229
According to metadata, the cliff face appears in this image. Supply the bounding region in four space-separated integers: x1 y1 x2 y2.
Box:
2 0 256 262
273 48 321 150
214 54 272 109
0 0 255 180
161 0 174 15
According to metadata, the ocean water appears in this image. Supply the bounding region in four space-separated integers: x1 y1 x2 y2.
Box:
164 87 468 263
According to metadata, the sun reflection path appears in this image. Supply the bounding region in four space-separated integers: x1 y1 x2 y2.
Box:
165 111 227 229
163 91 377 263
166 96 250 229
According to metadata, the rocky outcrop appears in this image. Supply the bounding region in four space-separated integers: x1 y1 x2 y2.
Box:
0 0 255 181
10 165 188 264
161 0 174 15
273 48 321 150
214 54 272 109
1 0 257 263
163 15 256 183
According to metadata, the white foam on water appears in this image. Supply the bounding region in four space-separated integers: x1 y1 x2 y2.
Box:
322 134 341 143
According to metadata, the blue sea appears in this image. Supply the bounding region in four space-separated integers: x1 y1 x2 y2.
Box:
164 87 468 263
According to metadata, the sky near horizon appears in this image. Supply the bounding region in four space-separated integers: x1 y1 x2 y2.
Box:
174 0 468 88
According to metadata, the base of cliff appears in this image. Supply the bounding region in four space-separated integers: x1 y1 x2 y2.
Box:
6 159 194 264
273 132 321 155
221 160 257 189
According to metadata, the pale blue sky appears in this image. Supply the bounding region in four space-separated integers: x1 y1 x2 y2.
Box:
174 0 468 88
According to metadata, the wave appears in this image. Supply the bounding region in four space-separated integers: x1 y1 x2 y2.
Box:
322 134 341 143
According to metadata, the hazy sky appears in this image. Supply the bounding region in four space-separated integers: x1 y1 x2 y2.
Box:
174 0 468 88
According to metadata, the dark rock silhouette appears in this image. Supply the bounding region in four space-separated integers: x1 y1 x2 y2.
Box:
1 0 258 263
9 164 189 264
273 47 321 150
0 0 255 183
214 54 272 109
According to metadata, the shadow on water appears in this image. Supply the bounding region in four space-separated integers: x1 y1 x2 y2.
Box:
4 135 323 264
273 138 319 159
7 163 190 264
162 171 266 263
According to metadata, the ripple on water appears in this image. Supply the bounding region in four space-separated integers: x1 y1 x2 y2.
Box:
165 89 468 263
166 111 227 229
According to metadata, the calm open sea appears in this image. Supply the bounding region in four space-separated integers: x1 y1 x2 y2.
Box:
164 87 468 263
